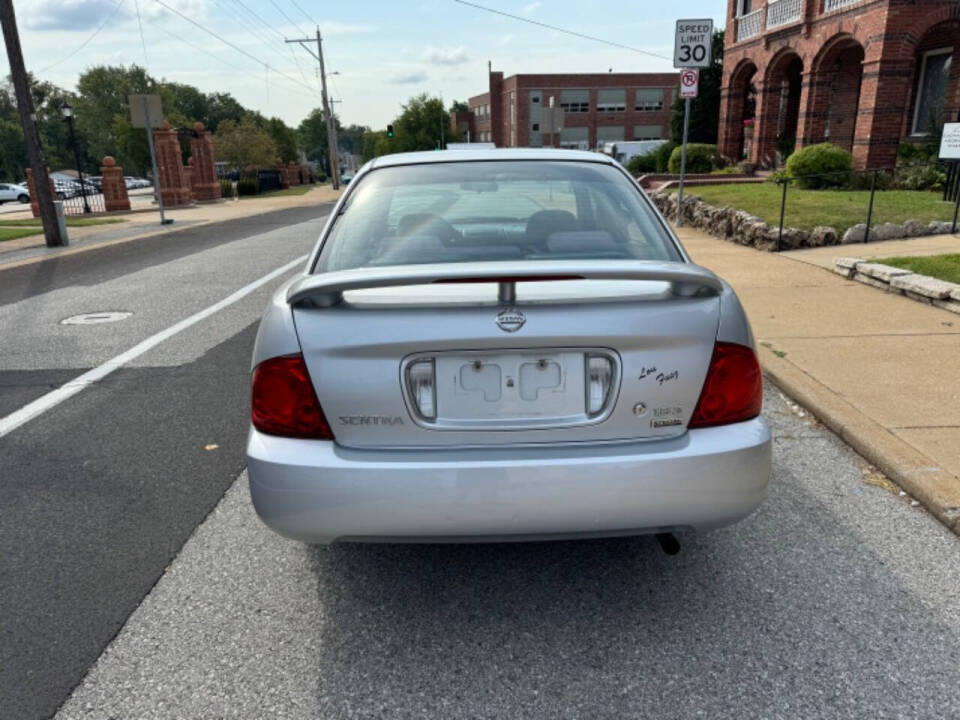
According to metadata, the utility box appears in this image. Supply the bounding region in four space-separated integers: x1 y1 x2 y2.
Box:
53 200 69 246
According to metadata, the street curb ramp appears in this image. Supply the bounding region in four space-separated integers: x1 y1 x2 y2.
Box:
760 348 960 537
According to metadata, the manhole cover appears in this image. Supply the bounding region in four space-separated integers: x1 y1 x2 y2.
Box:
61 311 133 325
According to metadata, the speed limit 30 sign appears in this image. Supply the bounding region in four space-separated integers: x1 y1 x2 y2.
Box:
674 18 713 68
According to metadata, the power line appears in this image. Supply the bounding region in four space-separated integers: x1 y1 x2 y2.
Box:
451 0 671 61
153 0 316 93
36 0 124 74
288 0 315 27
232 0 286 41
133 0 150 70
267 0 307 36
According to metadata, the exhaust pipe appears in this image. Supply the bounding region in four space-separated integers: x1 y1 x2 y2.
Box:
655 532 680 556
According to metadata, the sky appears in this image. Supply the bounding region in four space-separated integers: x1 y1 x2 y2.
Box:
6 0 726 130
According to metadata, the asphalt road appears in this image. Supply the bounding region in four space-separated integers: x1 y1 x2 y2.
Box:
0 202 331 720
2 204 960 719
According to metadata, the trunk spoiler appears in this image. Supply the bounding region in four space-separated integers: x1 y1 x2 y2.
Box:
286 260 723 307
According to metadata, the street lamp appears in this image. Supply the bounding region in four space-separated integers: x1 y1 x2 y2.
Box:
60 101 91 214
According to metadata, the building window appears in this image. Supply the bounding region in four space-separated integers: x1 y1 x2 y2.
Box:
597 126 625 142
559 126 589 148
560 89 590 113
635 88 664 112
634 125 663 140
912 47 953 135
597 89 626 113
532 123 540 131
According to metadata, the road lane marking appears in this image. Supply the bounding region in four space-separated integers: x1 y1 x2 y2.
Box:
0 254 308 440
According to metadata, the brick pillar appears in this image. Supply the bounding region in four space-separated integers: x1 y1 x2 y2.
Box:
797 69 828 150
153 121 192 206
25 167 56 218
184 162 193 195
852 58 913 170
188 122 221 202
100 156 130 212
276 165 290 189
718 81 741 161
287 161 300 186
751 79 780 167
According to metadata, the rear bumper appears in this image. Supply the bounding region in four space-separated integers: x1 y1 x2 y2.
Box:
247 417 771 544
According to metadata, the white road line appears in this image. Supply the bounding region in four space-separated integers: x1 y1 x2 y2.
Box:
0 254 308 440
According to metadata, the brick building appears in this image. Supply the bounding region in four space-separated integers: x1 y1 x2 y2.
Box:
718 0 960 169
463 68 680 149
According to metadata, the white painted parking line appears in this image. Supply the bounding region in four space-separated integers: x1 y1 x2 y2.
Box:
0 254 307 440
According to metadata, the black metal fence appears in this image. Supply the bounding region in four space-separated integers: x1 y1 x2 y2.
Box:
773 160 960 251
58 188 105 215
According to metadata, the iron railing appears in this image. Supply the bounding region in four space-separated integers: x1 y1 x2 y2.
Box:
824 0 860 11
736 8 764 41
772 161 960 251
766 0 803 28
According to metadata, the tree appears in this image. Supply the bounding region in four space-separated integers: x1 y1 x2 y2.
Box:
265 117 300 163
670 30 725 145
339 123 369 155
394 94 457 152
214 117 279 169
449 100 468 113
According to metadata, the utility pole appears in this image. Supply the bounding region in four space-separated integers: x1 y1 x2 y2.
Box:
0 0 65 246
287 29 340 189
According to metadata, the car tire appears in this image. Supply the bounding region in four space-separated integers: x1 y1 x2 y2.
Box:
18 194 29 203
56 192 66 200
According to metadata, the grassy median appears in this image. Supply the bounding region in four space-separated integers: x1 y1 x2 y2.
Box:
684 183 956 235
876 254 960 285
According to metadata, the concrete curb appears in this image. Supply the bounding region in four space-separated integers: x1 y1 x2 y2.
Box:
759 346 960 536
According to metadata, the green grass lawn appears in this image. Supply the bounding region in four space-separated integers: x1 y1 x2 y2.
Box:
243 185 314 199
875 254 960 285
683 183 956 234
0 217 127 227
0 226 46 242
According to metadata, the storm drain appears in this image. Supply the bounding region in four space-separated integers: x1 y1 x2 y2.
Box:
61 311 133 325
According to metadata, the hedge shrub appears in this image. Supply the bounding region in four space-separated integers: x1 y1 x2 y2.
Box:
237 177 260 196
667 143 721 174
784 143 852 188
218 178 235 198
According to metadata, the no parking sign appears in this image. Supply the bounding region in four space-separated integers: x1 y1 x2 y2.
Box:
680 69 700 99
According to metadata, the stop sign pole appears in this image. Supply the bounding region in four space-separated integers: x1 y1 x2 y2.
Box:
674 19 712 228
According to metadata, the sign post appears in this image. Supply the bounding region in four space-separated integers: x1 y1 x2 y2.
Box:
673 19 713 228
941 123 960 232
129 94 172 226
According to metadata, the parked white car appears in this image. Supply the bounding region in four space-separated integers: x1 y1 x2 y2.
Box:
0 183 30 204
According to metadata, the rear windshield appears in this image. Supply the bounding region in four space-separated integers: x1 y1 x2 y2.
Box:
316 160 680 272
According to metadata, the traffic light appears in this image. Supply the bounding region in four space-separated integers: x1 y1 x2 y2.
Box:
387 124 394 138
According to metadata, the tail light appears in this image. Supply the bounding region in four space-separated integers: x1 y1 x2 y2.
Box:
251 354 333 439
688 342 762 429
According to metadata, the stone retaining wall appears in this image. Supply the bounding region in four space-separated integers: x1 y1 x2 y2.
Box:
834 257 960 315
650 190 956 253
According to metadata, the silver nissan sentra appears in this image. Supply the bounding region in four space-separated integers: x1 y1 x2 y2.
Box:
247 149 771 545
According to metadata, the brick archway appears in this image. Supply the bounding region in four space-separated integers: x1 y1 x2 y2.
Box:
753 49 804 167
719 59 758 162
801 34 866 154
905 19 960 137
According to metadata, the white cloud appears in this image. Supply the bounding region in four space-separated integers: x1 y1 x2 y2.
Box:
421 46 469 66
24 0 209 30
389 71 428 85
521 1 541 16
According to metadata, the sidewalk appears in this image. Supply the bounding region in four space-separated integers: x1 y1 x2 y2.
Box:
676 224 960 534
0 184 341 269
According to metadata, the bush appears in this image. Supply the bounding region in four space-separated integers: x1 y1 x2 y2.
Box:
626 152 657 175
315 173 327 183
237 177 260 196
845 171 893 191
667 143 721 174
651 141 676 173
784 143 852 188
893 164 947 192
710 165 743 175
218 178 235 198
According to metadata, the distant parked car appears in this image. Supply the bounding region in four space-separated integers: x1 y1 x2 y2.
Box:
0 183 30 204
124 176 152 189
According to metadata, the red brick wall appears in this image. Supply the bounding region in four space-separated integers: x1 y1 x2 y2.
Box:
719 0 960 169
